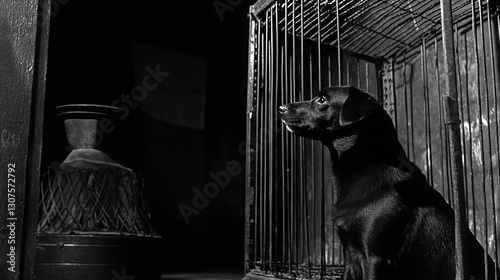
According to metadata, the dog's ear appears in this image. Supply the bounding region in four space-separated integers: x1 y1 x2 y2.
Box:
339 87 378 126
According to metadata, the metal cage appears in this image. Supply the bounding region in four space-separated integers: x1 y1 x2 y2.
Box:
244 0 500 279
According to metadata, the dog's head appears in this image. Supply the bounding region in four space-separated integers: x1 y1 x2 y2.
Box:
279 86 380 142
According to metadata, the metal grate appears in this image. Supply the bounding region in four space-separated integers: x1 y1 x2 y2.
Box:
38 164 156 236
245 0 500 279
250 0 494 59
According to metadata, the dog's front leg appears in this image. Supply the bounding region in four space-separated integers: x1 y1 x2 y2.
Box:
338 242 362 280
343 260 362 280
362 255 394 280
337 228 364 280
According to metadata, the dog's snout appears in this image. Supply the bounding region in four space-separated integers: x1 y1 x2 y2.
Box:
279 105 288 115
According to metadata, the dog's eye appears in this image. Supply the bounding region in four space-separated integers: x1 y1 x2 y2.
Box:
316 97 327 105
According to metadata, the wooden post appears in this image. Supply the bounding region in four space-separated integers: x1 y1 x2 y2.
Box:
439 0 468 279
21 0 51 279
0 0 49 279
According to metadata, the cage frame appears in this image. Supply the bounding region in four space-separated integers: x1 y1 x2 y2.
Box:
245 0 500 279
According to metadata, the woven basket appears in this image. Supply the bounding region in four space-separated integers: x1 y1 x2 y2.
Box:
38 163 156 236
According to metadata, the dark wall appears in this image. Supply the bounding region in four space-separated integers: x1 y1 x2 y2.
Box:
42 0 254 273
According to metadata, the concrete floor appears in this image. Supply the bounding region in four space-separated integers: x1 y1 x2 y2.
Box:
162 272 243 280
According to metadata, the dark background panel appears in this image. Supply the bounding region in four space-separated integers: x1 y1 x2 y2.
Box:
41 0 254 273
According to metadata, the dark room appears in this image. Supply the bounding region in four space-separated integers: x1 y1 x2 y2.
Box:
1 0 500 280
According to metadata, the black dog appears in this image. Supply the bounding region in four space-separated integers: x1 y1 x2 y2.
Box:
279 86 497 280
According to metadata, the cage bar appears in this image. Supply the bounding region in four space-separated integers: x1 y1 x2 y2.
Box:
439 0 468 278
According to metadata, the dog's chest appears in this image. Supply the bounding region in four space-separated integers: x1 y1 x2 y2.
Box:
332 193 403 238
333 202 377 232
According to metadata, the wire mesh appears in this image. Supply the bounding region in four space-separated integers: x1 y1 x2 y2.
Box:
252 0 494 59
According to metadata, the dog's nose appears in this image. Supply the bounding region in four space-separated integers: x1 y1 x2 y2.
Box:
279 105 288 114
